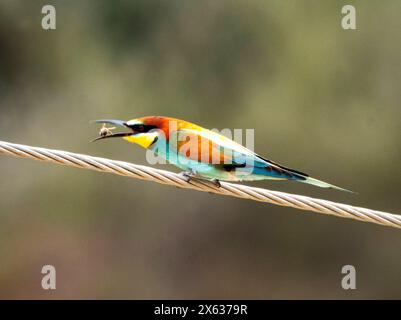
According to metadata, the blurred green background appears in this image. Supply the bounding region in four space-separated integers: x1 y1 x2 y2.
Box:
0 0 400 299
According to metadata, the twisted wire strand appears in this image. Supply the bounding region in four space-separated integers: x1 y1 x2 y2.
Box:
0 140 400 229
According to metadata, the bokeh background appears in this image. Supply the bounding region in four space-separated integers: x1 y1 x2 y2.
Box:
0 0 400 299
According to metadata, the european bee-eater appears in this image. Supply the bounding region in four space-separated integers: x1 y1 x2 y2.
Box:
92 116 352 192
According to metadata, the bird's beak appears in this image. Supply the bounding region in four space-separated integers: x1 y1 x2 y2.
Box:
90 119 133 142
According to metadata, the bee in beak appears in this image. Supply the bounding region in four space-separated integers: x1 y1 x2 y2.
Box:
91 119 133 142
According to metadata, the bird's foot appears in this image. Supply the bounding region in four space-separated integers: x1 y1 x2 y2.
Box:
210 178 221 188
179 170 197 182
179 171 220 188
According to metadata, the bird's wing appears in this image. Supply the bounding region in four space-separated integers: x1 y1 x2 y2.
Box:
170 128 249 164
171 128 308 179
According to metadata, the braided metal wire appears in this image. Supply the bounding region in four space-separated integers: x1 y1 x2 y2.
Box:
0 140 400 229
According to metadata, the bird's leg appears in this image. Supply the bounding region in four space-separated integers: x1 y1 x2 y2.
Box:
179 169 197 182
210 178 221 188
179 170 220 187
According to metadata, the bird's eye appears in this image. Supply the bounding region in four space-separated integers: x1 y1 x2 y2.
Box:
128 124 157 132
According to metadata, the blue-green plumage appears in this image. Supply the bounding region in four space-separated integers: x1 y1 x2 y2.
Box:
93 117 353 193
148 135 353 192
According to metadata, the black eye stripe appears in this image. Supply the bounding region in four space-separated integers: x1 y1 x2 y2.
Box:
127 124 158 133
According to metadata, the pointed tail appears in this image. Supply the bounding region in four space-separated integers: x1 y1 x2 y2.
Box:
255 156 355 193
299 176 355 193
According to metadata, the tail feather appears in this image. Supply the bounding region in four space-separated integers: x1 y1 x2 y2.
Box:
300 177 355 193
255 156 355 193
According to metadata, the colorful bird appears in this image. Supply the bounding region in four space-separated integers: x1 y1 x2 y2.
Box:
92 116 352 192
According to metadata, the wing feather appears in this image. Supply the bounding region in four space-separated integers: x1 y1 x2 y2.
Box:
169 128 307 180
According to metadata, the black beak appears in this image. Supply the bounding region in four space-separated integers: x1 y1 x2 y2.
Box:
90 119 132 142
91 119 127 127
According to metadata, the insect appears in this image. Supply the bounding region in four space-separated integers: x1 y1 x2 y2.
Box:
99 123 116 137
